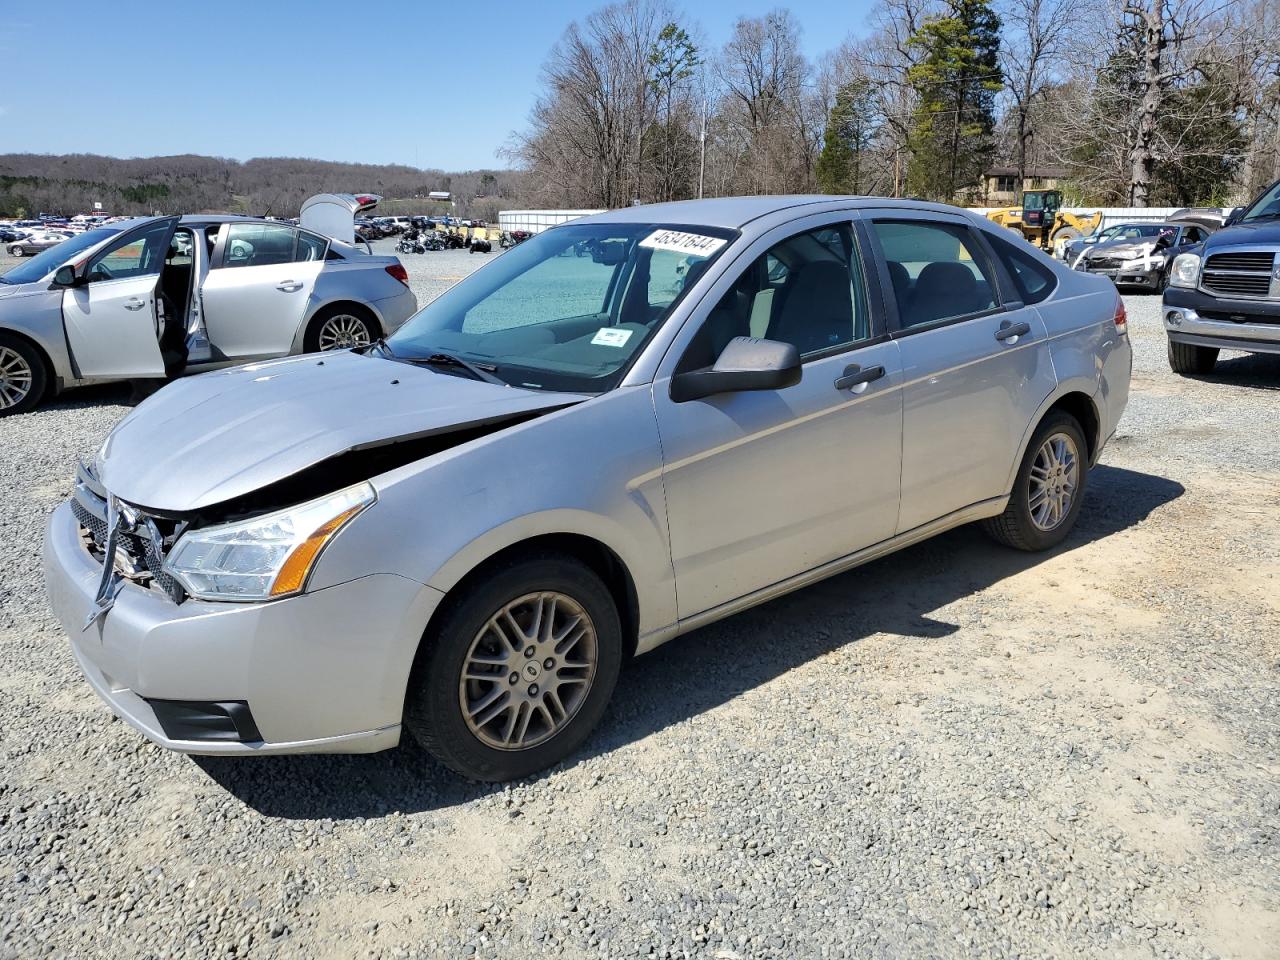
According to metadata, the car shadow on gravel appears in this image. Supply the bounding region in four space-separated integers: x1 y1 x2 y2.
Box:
1196 352 1280 391
197 463 1183 820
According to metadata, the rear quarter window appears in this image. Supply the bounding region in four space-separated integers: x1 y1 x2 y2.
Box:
985 233 1058 305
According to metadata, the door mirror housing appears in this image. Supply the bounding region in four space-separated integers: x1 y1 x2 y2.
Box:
1224 206 1244 226
670 336 802 403
51 264 84 288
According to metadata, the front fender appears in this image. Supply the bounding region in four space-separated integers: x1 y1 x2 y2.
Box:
0 290 78 387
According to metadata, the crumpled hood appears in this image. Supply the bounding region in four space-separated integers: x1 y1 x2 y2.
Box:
1088 239 1155 260
97 351 584 512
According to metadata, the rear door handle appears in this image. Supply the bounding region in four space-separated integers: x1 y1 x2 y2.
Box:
834 364 886 392
276 281 303 292
123 298 147 311
995 320 1031 342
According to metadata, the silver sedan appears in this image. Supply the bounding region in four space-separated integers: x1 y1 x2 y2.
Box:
44 196 1131 781
0 215 417 415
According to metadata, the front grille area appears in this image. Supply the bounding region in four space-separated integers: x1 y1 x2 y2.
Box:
1089 257 1122 270
72 492 185 602
1202 250 1274 299
1205 251 1274 272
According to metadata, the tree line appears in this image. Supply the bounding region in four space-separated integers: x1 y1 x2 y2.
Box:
0 154 526 221
509 0 1279 208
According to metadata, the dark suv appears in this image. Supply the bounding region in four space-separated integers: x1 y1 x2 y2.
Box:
1162 182 1280 374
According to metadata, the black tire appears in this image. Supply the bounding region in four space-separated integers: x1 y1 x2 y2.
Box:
10 245 26 257
404 553 623 781
982 411 1089 552
1167 339 1218 376
0 332 49 417
302 304 378 353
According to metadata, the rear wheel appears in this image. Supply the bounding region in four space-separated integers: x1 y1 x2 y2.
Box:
0 334 48 417
983 412 1088 552
303 305 378 353
404 554 622 781
1167 339 1218 375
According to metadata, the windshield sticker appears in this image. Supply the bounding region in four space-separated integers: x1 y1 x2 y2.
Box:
591 327 634 348
639 229 727 258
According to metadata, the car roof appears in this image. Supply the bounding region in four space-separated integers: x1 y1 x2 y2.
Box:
579 195 968 230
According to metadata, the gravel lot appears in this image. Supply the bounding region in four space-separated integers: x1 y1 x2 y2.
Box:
1 240 1278 960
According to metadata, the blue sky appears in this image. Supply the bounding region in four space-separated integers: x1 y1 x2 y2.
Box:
0 0 877 171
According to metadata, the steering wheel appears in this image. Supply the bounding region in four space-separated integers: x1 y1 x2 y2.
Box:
88 263 115 282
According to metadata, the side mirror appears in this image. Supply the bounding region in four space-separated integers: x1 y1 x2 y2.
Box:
52 264 82 287
1225 206 1244 226
670 336 802 403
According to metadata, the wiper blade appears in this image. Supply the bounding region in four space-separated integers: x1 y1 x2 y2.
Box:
396 352 503 384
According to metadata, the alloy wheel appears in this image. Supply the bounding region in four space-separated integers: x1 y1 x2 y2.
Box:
0 346 33 410
1028 432 1079 531
458 591 598 751
316 314 372 350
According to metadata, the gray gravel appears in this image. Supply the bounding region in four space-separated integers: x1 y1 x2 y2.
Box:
1 243 1278 960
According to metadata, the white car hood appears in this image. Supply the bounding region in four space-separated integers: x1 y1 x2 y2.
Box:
97 351 583 512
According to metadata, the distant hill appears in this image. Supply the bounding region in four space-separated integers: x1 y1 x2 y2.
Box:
0 153 527 221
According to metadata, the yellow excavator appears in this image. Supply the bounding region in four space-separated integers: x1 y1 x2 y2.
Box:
981 190 1102 252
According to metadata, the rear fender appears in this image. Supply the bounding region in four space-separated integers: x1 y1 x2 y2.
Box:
1004 380 1104 493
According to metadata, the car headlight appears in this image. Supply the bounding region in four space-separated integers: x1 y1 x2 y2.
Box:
163 482 375 601
1168 253 1201 288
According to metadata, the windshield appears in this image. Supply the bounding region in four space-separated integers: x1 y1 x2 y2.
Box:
1241 181 1280 223
386 221 737 393
0 227 120 284
1098 224 1164 242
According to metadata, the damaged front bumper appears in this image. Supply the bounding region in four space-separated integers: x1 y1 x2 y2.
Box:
44 497 444 755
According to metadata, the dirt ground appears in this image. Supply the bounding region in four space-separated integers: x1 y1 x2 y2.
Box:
0 252 1277 958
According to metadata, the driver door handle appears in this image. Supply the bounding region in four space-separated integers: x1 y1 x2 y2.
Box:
276 280 303 292
834 364 886 392
995 320 1031 342
123 298 147 311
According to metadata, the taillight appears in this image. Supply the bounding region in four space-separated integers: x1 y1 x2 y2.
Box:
1113 296 1127 335
385 263 409 287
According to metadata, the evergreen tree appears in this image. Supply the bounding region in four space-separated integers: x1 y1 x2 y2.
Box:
648 23 701 202
816 78 880 195
905 0 1003 201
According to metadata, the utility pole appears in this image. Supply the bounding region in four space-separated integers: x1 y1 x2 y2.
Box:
698 94 708 199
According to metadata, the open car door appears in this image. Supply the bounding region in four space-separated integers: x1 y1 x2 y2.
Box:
62 218 177 379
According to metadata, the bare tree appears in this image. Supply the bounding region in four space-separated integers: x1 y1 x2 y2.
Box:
716 10 810 193
998 0 1071 187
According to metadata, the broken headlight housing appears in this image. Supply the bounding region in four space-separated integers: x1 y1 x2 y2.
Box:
163 483 376 602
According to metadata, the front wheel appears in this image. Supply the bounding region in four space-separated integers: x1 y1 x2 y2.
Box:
404 554 623 781
1167 339 1217 375
983 412 1088 552
9 245 26 257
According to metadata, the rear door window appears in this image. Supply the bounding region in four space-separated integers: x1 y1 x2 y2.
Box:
220 223 301 268
870 220 998 329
